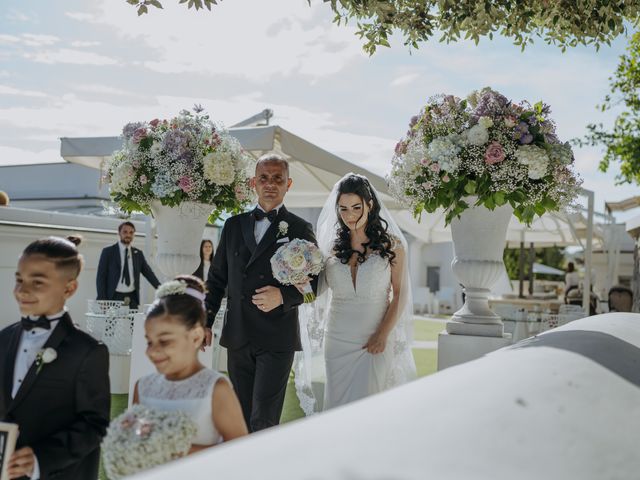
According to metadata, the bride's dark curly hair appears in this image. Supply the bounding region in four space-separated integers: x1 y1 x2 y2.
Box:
333 174 396 266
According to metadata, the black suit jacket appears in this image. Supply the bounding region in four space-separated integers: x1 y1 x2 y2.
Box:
96 243 160 301
206 207 318 352
0 313 110 480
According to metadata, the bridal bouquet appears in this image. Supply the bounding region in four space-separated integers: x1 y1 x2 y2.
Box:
271 238 323 303
104 105 254 217
102 405 197 479
389 88 582 225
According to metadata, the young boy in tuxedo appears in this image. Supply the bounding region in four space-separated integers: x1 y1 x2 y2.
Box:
0 237 110 480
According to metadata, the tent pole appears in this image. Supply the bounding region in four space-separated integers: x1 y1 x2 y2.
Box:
518 231 525 298
583 190 594 313
529 242 535 296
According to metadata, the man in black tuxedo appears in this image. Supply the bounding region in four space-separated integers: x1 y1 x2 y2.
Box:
205 154 317 432
96 221 160 309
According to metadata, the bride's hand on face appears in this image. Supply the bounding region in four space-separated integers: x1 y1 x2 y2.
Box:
363 330 388 354
349 202 370 232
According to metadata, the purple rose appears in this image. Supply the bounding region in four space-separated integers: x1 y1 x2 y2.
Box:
484 141 505 165
132 128 147 144
178 176 194 193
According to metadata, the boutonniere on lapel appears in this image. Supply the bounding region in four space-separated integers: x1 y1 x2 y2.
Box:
278 221 289 238
35 347 57 374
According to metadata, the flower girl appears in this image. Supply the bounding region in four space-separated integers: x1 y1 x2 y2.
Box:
133 275 248 451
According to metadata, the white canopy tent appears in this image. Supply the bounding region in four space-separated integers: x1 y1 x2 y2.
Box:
60 125 596 307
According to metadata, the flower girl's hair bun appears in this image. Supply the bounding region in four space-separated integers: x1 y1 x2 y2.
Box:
147 275 207 329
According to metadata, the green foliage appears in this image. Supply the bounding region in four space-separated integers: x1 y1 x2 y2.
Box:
127 1 640 54
503 245 566 281
578 30 640 185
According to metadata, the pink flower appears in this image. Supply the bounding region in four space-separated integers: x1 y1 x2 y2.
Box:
149 118 160 128
178 176 194 193
132 159 140 168
442 174 450 183
421 181 432 190
484 141 505 165
139 175 148 185
420 158 429 165
132 128 147 144
429 163 440 172
395 141 407 155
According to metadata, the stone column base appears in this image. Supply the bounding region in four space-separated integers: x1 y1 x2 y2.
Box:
437 331 512 371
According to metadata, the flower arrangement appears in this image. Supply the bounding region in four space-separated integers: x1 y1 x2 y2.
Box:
102 405 197 479
389 88 582 225
104 105 254 219
270 238 323 303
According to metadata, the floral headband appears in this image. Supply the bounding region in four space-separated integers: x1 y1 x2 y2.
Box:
155 280 206 309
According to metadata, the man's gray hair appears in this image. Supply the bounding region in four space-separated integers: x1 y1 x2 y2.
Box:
255 153 289 176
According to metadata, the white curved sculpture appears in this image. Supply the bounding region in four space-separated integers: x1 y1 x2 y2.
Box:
151 201 212 278
132 313 640 480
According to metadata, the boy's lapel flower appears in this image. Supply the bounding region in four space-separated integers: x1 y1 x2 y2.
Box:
278 221 288 237
35 347 57 374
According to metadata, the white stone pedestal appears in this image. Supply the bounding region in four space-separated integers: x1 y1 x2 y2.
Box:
109 354 132 394
437 331 512 371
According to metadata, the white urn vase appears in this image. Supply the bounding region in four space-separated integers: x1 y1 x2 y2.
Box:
446 198 512 337
150 201 213 279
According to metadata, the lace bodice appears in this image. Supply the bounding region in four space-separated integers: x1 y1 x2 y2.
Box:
138 368 226 446
324 253 391 301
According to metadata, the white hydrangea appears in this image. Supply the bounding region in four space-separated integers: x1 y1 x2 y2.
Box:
110 159 135 194
464 124 490 146
149 141 162 157
427 135 461 173
527 162 548 180
478 116 494 129
516 145 550 180
203 151 236 185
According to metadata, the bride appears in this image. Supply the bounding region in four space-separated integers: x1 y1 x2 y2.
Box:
297 173 416 411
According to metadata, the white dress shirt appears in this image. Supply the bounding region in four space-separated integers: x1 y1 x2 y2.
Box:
115 241 136 293
12 309 65 480
202 261 211 281
254 203 282 244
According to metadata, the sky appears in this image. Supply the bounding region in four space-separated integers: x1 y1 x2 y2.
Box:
1 0 638 221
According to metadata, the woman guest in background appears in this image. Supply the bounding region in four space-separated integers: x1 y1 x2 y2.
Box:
193 240 214 281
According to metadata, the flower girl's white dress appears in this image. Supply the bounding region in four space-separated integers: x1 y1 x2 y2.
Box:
138 368 227 445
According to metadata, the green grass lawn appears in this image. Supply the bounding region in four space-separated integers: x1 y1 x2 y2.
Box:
412 319 446 342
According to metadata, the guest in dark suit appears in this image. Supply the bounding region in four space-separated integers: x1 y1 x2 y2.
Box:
205 154 318 432
1 236 110 480
96 221 160 309
192 239 214 281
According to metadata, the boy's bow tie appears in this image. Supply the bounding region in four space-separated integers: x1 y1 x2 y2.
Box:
20 316 53 331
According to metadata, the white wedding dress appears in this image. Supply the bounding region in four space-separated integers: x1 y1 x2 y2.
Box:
293 172 417 415
137 368 227 445
323 253 413 409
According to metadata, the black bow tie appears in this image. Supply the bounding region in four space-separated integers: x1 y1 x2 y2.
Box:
21 316 52 331
253 208 278 222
